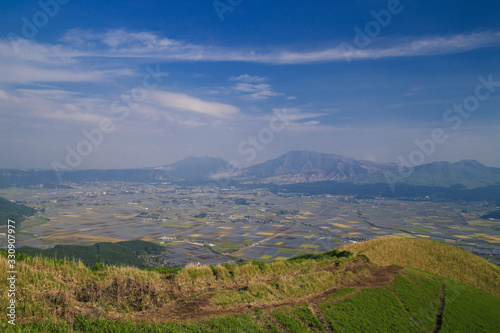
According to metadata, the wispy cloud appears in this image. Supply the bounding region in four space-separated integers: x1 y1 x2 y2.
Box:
59 30 500 63
0 89 109 124
233 83 281 100
0 36 134 84
206 74 284 101
147 90 239 118
335 31 500 62
4 29 499 70
229 74 268 83
228 75 282 100
403 86 423 97
0 65 115 84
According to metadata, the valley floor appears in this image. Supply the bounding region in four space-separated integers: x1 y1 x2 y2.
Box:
1 184 499 266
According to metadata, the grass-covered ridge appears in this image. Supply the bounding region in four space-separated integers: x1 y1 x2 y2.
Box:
339 237 500 296
1 238 499 332
17 240 165 268
0 196 36 225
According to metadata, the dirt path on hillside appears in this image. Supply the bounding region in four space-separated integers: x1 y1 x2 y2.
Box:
432 284 446 333
135 261 403 324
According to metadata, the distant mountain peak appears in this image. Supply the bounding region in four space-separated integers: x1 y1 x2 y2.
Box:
281 150 344 159
156 156 232 180
170 156 227 165
239 150 393 184
453 159 486 167
416 159 488 171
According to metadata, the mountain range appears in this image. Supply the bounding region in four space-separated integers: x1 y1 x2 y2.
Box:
1 151 500 189
217 151 500 188
233 150 395 183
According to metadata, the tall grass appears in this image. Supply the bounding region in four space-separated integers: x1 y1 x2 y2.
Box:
211 268 356 308
0 255 168 324
1 245 498 332
172 256 353 294
0 250 354 324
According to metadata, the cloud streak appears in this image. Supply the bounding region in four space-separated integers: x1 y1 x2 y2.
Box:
228 75 282 101
0 29 497 87
148 91 240 118
67 30 500 63
3 30 499 72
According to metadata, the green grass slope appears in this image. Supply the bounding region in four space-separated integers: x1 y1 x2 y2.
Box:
340 237 500 296
18 240 165 268
0 196 36 225
1 239 498 332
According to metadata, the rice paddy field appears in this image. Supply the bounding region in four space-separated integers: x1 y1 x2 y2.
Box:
0 182 499 266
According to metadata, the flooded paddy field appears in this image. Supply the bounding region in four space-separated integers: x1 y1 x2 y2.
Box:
0 182 499 265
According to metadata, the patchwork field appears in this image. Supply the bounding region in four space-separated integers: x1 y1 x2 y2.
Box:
0 183 499 266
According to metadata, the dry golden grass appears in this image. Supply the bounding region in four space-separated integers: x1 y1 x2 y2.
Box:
340 237 500 296
210 268 354 308
172 259 347 294
4 237 497 327
0 255 167 323
0 252 354 323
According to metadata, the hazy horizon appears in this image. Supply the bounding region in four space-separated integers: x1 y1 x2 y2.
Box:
3 149 499 172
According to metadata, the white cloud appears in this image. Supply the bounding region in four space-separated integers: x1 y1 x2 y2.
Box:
273 108 326 122
3 29 497 69
178 120 205 127
0 30 498 87
230 74 268 83
0 38 79 64
58 28 201 59
0 35 134 84
148 90 239 118
233 82 281 100
16 89 87 100
54 29 500 63
0 65 109 84
227 74 282 100
0 88 109 125
0 90 9 100
40 109 106 123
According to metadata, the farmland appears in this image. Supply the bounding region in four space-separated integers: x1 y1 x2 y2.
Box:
0 182 499 266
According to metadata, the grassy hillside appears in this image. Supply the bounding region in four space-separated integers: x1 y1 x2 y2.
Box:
339 237 500 296
482 209 500 219
17 240 165 268
1 239 499 332
0 196 36 225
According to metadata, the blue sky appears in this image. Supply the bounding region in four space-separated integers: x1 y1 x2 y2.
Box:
0 0 499 170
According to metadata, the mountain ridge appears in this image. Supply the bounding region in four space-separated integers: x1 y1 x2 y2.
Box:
235 150 395 184
1 151 500 188
154 156 232 180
